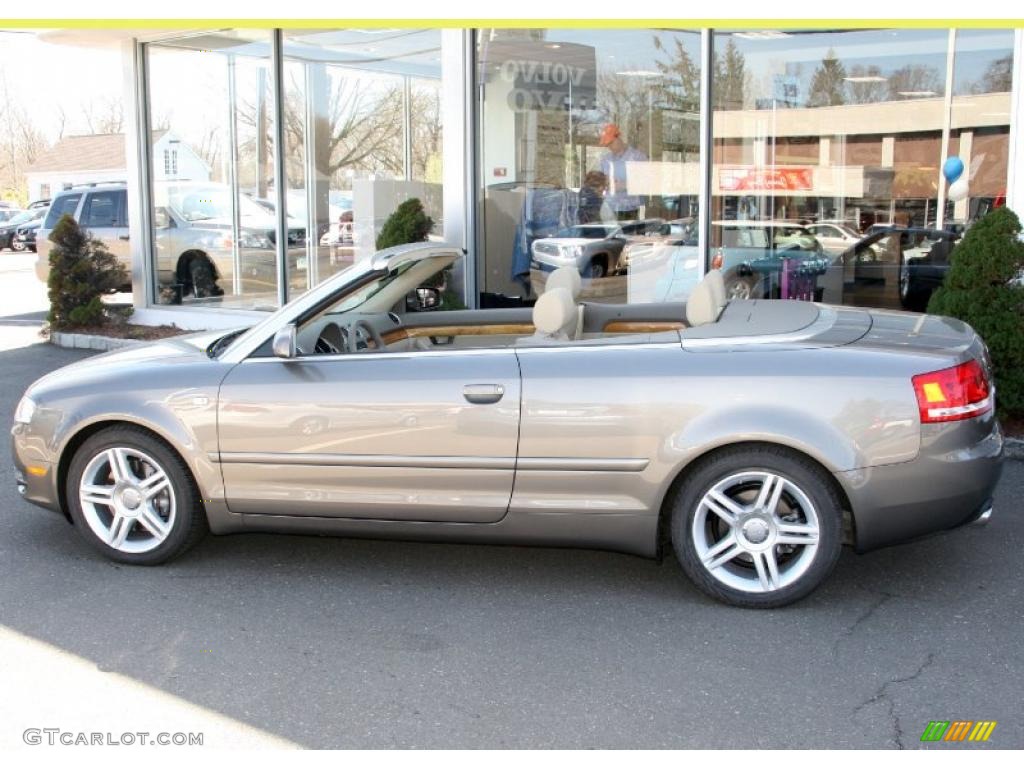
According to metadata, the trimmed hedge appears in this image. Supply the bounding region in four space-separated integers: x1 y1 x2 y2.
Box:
927 206 1024 419
47 214 129 330
375 198 434 251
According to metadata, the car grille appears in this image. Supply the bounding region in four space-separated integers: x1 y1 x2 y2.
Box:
533 242 560 256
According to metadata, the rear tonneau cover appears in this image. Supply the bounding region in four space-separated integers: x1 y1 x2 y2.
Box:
682 300 871 350
854 308 980 357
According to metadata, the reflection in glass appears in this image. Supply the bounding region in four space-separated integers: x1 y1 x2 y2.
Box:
281 29 444 294
478 28 702 306
710 28 1013 312
146 31 282 309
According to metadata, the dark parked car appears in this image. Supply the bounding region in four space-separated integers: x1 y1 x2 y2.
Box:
847 227 961 311
0 208 45 251
13 221 41 252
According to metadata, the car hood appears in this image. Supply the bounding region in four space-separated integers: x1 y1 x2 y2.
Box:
535 238 606 248
27 329 242 401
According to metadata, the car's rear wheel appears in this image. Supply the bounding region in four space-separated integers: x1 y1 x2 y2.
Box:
11 238 25 252
66 426 208 565
670 446 842 608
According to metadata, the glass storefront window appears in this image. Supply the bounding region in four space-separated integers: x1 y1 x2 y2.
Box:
949 30 1014 226
146 31 281 309
477 27 701 306
709 28 1013 313
281 29 444 292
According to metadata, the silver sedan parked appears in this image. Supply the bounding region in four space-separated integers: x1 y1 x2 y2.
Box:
11 244 1003 607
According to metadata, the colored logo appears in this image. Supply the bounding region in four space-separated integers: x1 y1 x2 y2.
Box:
920 721 997 743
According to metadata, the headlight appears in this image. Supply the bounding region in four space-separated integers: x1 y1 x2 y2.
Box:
567 245 584 260
14 395 36 424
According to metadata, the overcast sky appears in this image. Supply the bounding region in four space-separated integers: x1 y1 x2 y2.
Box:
0 31 123 141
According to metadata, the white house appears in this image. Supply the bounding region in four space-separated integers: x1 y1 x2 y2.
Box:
25 130 209 202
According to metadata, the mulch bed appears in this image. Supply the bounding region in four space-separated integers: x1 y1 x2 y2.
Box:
49 323 188 341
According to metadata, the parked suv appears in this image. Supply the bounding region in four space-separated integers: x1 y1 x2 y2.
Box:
36 182 306 300
530 218 666 279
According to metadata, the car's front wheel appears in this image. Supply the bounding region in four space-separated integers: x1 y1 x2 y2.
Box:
670 446 843 608
66 426 208 564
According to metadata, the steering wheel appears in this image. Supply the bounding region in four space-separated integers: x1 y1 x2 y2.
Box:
348 318 386 353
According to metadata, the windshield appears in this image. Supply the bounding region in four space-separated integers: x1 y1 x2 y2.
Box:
3 210 36 226
160 185 269 223
558 225 619 239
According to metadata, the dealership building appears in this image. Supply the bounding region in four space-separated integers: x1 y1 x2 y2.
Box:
35 26 1024 327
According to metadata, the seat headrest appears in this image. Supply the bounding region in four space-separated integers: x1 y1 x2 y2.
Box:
545 266 582 299
533 287 578 339
705 268 726 309
686 276 722 327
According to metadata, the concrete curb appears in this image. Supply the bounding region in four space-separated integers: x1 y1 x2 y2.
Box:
49 331 143 352
1005 437 1024 461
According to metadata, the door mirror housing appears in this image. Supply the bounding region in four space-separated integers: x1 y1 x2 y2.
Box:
407 286 442 312
272 324 297 359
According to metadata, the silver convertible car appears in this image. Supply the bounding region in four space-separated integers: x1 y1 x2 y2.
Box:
12 243 1004 607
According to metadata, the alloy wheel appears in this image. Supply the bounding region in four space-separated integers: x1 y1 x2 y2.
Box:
691 471 820 593
78 446 176 554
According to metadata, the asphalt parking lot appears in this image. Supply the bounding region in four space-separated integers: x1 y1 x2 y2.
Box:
1 260 1022 749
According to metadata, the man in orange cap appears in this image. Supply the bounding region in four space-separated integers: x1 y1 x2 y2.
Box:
598 122 647 220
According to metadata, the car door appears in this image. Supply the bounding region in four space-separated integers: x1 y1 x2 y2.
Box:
216 347 521 523
512 339 681 519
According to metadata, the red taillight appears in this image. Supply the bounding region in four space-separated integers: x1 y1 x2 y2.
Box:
912 359 992 424
711 250 723 270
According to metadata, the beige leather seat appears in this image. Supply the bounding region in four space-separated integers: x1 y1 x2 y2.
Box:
545 266 582 299
531 287 579 341
541 266 584 339
686 270 728 327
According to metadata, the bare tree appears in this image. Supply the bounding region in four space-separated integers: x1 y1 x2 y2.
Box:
0 71 48 203
845 64 888 104
888 64 943 100
81 96 124 134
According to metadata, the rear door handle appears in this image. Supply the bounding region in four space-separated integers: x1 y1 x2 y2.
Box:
462 384 504 405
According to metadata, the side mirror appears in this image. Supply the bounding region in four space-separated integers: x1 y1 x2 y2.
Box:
272 324 297 359
407 286 442 312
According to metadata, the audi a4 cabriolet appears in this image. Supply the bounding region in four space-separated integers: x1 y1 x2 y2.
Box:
11 243 1003 607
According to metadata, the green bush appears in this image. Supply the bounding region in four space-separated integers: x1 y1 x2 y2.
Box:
927 206 1024 419
375 198 434 251
47 214 130 330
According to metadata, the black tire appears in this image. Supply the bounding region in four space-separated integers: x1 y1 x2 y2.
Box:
11 238 25 252
584 259 607 279
670 445 843 608
188 257 223 298
65 426 208 565
899 264 929 311
724 276 758 300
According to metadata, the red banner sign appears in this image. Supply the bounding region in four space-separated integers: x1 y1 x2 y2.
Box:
719 167 814 192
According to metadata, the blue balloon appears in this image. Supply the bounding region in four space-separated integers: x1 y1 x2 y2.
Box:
943 156 965 184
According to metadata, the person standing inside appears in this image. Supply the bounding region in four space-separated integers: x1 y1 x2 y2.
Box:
598 123 647 221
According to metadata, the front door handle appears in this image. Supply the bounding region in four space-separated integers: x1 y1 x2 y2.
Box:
463 384 504 405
